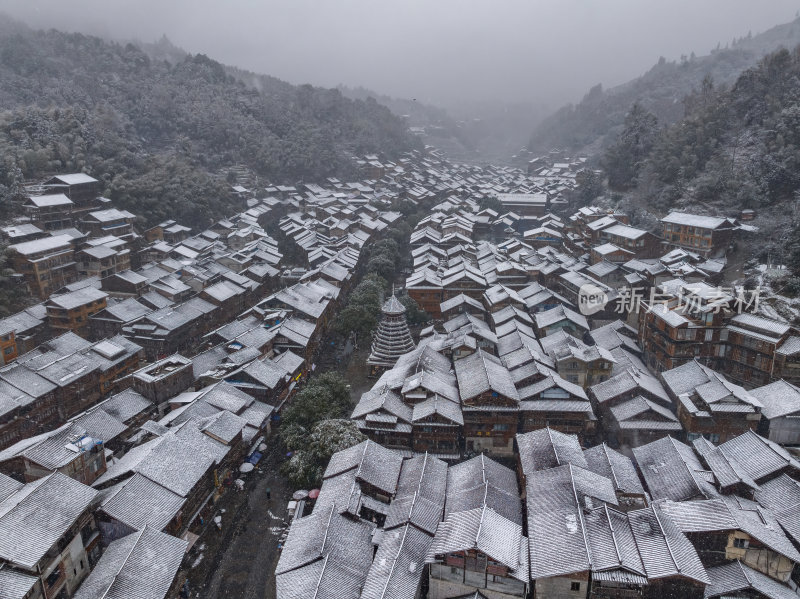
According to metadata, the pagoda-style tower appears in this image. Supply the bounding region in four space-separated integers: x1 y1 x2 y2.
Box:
367 294 416 375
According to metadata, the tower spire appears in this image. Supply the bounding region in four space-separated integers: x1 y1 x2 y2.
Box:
366 291 416 375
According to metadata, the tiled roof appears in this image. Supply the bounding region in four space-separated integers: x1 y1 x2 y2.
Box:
721 494 800 562
718 430 800 482
0 567 38 599
704 560 796 599
526 464 618 578
72 526 187 599
100 473 185 531
360 524 433 599
100 389 152 422
516 428 587 477
632 436 717 502
276 555 368 599
454 349 518 402
0 473 97 569
751 379 800 419
426 505 528 582
583 443 646 496
275 504 374 576
136 434 216 497
628 506 709 584
692 439 758 491
322 440 403 496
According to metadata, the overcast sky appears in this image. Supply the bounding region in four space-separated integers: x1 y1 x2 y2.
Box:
1 0 798 110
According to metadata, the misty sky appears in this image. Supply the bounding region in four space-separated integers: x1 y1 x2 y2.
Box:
1 0 798 110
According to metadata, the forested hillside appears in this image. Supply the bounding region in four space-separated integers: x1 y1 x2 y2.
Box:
598 47 800 272
0 20 421 228
528 17 800 154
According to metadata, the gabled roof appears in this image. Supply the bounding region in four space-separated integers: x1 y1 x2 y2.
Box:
661 211 729 230
534 304 589 332
275 503 374 576
627 506 709 584
751 379 800 419
755 473 800 512
632 436 717 502
590 367 670 405
718 429 800 483
584 505 645 579
609 395 681 431
446 453 520 520
0 473 97 569
72 526 187 599
426 505 528 581
135 433 217 497
704 560 797 599
583 443 646 496
411 395 463 425
384 454 447 534
351 386 413 423
0 566 38 599
99 473 185 532
401 369 459 403
322 440 403 495
360 524 434 599
526 464 618 578
516 427 587 477
454 349 518 403
692 438 758 491
440 293 485 314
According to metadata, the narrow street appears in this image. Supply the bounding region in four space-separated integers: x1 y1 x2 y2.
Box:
183 437 291 599
182 334 372 598
180 268 396 597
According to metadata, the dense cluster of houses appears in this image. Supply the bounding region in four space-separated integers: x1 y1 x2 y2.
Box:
384 193 800 456
275 166 800 598
275 428 800 599
3 143 800 599
0 156 433 599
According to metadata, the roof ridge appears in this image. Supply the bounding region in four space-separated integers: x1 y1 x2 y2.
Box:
601 443 622 490
319 504 337 556
546 427 560 466
568 464 593 569
737 559 752 587
354 441 370 480
378 525 410 599
668 436 708 498
312 554 329 599
417 452 429 496
651 507 680 574
604 503 624 567
475 503 488 549
98 526 147 599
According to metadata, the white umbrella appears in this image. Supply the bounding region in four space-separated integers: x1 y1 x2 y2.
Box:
239 462 255 473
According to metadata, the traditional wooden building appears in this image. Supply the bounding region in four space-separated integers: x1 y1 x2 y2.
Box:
661 211 740 258
367 294 416 376
45 287 109 338
455 350 520 457
661 360 762 444
8 234 78 299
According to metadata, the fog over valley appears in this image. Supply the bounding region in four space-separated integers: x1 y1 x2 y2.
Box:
4 4 800 599
1 0 796 109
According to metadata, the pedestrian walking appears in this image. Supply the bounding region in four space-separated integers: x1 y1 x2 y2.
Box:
266 487 271 500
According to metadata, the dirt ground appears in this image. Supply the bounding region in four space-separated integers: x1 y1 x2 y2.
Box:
180 334 373 598
182 436 291 599
344 346 376 402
